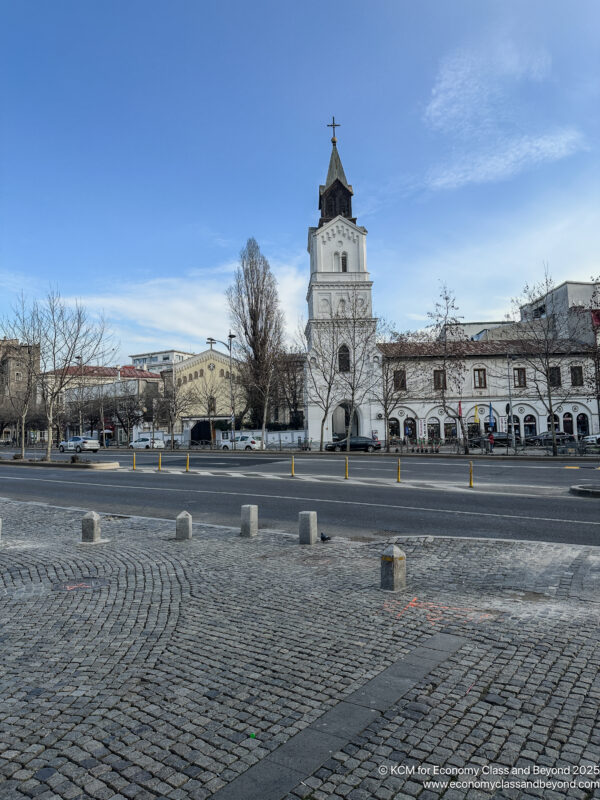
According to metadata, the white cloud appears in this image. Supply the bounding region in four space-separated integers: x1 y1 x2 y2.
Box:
72 257 307 363
378 201 600 330
427 128 586 190
423 38 584 189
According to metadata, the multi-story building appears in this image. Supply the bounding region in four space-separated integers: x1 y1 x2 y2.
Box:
129 349 194 374
303 135 600 446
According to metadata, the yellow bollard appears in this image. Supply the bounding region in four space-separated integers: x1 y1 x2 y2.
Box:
186 452 189 473
133 452 136 471
345 456 349 480
469 460 473 488
158 452 162 472
291 455 295 477
397 458 401 483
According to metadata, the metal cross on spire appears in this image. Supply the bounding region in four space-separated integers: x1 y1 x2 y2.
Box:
327 116 340 142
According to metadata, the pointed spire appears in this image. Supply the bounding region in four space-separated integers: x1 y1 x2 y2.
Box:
325 140 350 190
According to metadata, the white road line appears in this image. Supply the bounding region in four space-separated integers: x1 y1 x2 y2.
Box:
0 473 598 526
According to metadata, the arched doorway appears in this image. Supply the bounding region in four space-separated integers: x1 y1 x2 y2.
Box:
508 415 521 439
404 417 416 439
427 417 441 440
332 403 358 438
388 418 400 442
562 412 573 435
523 414 537 437
547 413 559 432
577 413 589 436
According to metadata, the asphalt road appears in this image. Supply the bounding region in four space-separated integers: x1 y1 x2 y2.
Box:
0 450 599 545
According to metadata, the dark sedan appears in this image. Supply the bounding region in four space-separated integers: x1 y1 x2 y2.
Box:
325 436 381 452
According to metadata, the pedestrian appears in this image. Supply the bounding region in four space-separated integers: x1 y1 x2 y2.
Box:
488 432 495 453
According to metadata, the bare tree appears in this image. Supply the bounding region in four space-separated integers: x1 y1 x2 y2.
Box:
227 238 285 446
1 294 42 458
511 272 596 455
274 348 305 430
334 290 379 451
302 316 343 450
33 291 113 460
159 372 199 448
426 284 470 453
372 321 414 452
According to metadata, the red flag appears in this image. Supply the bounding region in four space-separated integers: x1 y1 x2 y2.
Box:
458 401 463 418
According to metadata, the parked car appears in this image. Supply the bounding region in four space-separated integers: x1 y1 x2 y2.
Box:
222 435 262 451
58 436 99 453
325 436 381 452
468 432 521 448
129 437 165 449
525 431 576 446
582 433 600 445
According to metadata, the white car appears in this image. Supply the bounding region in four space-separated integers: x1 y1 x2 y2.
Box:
129 437 165 449
222 435 262 451
59 436 99 453
582 434 600 445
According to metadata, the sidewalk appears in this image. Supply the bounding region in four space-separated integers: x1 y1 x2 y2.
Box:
0 498 599 800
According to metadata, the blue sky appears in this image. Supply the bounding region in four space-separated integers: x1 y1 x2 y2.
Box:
2 0 599 362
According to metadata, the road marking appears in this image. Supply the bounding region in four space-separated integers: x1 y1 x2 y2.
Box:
0 473 598 526
564 466 580 469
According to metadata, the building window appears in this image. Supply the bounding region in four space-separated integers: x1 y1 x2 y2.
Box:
15 371 22 381
393 369 406 390
341 253 348 272
189 374 193 382
177 378 182 387
473 368 487 389
338 345 350 373
571 365 583 386
219 369 224 377
194 371 198 379
226 371 230 378
208 395 216 414
433 369 446 390
162 355 169 361
513 367 526 388
182 376 187 384
533 304 546 319
199 369 204 377
334 252 340 271
548 367 561 388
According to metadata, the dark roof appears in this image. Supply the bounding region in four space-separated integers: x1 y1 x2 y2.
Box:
377 339 592 359
319 143 352 196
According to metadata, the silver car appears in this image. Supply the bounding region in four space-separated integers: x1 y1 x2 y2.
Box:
59 436 99 453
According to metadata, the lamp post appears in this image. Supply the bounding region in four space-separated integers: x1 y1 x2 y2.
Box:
75 355 83 436
207 333 236 449
506 354 516 452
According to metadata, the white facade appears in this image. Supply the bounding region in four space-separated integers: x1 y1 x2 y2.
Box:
129 349 194 374
303 142 599 446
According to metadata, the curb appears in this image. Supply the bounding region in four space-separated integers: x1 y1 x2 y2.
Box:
569 484 600 498
0 460 120 470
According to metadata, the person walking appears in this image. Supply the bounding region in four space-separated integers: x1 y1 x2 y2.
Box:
488 432 495 454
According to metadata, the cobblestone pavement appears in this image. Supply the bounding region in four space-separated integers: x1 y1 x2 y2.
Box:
0 498 599 800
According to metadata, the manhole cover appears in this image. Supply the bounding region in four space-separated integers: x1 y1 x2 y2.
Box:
52 577 108 592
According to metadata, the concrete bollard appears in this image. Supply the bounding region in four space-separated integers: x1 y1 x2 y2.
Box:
380 544 406 591
176 511 192 540
82 511 101 543
298 511 317 545
240 504 258 538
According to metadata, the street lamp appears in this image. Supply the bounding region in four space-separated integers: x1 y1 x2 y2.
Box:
207 333 236 449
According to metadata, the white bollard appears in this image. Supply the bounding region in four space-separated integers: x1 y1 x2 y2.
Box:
82 511 101 543
176 511 192 540
298 511 317 545
380 545 406 591
240 505 258 538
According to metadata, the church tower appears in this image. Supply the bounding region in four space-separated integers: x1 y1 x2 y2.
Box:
306 124 374 338
304 122 377 443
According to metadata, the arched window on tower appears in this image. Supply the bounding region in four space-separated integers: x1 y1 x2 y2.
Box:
334 252 340 271
327 196 335 217
338 345 350 373
341 253 348 272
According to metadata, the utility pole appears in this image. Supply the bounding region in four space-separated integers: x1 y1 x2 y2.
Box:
207 333 236 449
506 354 516 452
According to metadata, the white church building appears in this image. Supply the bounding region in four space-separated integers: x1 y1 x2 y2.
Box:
303 134 599 447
